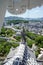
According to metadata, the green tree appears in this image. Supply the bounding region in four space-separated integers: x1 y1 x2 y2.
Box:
35 36 43 48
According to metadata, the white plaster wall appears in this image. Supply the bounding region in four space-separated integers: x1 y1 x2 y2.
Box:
0 0 8 31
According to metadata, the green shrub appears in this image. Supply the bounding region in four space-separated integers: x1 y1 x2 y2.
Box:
15 36 21 41
26 37 35 48
26 31 38 40
35 36 43 48
0 40 19 56
35 48 40 58
0 27 15 37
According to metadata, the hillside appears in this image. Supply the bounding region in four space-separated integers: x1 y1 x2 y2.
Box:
5 16 43 21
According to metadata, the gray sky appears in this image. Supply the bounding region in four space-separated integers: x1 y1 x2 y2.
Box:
5 6 43 18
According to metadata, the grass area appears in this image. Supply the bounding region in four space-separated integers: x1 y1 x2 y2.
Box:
26 37 35 48
15 36 21 41
26 30 38 40
26 30 43 57
0 27 19 57
0 26 16 37
0 26 43 58
0 38 19 57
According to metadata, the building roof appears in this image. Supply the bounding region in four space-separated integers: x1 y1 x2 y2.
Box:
8 0 43 14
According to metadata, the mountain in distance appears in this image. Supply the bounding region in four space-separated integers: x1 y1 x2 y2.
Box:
5 16 26 21
26 17 43 21
5 16 43 21
37 17 43 21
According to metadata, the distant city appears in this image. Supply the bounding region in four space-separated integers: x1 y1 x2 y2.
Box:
4 16 43 35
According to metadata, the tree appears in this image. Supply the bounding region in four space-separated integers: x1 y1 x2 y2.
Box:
35 36 43 48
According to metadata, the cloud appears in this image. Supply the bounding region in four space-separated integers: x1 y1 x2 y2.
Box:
5 6 43 18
